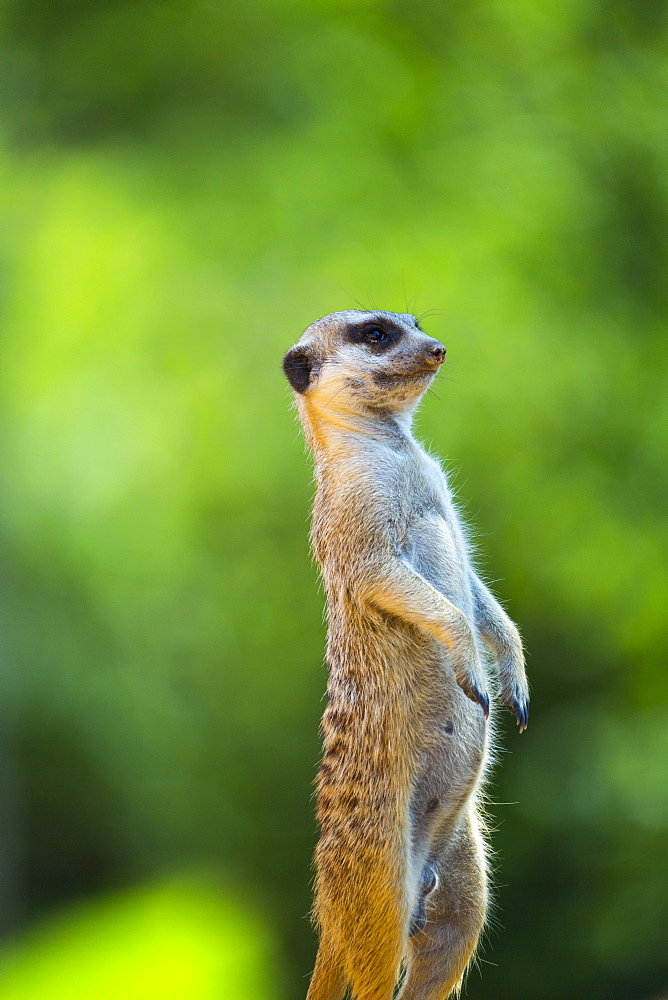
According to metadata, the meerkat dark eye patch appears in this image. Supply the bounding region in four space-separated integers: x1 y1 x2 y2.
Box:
345 321 403 353
283 346 314 393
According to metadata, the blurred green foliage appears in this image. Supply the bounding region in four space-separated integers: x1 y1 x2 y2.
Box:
0 877 284 999
0 1 666 998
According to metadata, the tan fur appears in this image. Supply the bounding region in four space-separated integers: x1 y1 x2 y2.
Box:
283 310 529 1000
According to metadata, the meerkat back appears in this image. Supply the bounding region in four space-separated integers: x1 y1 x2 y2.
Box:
283 310 529 1000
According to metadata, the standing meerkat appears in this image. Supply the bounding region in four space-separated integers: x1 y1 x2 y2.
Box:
283 310 529 1000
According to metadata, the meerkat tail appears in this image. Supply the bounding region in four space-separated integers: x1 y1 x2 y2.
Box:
311 761 413 999
305 942 347 1000
313 851 408 1000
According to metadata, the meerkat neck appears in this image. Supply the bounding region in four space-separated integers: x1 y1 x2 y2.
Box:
300 398 417 456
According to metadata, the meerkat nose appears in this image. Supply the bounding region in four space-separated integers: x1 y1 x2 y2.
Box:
425 341 446 365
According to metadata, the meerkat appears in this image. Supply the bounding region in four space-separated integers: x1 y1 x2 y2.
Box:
283 310 529 1000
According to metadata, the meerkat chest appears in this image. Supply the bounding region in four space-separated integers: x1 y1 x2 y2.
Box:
400 457 471 606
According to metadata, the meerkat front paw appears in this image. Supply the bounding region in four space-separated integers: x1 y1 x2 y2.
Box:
499 674 530 733
452 655 491 718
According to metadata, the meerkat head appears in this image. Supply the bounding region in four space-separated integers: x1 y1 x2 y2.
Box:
283 310 446 420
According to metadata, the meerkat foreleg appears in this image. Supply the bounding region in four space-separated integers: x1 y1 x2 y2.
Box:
361 558 490 715
469 572 529 731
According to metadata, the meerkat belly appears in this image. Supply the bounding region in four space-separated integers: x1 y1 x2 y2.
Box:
404 692 487 927
409 632 487 877
412 670 486 804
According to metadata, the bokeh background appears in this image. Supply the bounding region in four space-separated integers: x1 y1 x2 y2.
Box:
1 2 667 998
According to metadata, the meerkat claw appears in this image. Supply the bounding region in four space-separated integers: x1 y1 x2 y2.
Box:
511 699 529 733
470 687 490 718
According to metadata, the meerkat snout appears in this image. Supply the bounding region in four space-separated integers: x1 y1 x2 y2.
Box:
424 340 446 365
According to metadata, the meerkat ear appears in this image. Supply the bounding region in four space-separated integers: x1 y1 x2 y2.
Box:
283 345 315 394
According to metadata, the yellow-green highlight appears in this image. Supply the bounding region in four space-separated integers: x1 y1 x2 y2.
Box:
0 879 284 1000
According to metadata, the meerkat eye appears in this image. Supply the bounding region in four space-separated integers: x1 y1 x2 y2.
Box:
365 328 387 344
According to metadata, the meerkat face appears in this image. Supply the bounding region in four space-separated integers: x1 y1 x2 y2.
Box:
283 310 446 416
